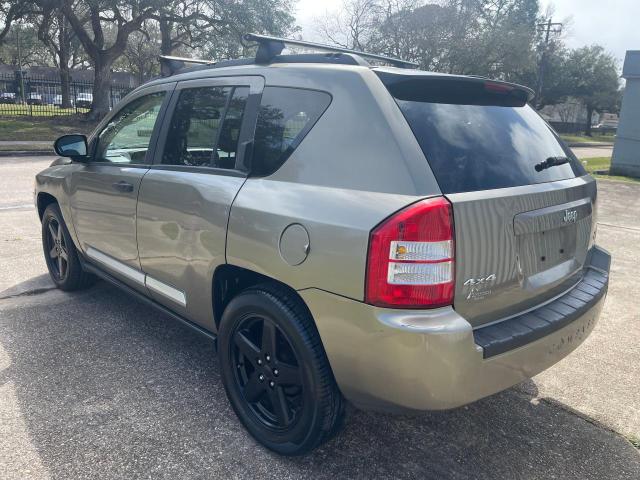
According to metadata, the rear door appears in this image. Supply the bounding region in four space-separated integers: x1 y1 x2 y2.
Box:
386 74 595 326
68 83 173 291
136 76 263 330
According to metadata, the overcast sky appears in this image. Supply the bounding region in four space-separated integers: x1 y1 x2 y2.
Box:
296 0 638 66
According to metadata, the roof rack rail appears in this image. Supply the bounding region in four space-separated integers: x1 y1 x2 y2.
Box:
243 33 419 69
159 55 215 77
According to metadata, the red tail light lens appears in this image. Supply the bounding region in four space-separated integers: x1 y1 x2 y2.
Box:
365 197 455 308
484 81 514 93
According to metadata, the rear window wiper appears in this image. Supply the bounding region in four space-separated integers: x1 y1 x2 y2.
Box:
535 156 569 172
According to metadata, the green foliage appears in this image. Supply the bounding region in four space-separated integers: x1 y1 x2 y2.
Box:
0 23 50 67
317 0 621 117
0 0 622 125
566 46 620 113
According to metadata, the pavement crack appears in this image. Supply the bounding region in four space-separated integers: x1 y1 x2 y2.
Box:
514 388 640 450
0 286 57 301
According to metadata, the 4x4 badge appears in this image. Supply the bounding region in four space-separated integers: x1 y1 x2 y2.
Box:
464 274 497 287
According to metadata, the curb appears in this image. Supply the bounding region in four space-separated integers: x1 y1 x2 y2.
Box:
0 150 54 157
567 143 614 148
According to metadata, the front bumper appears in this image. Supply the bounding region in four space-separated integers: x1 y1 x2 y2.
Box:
300 246 610 412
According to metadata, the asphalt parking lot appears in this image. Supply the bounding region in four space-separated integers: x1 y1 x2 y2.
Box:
1 156 639 479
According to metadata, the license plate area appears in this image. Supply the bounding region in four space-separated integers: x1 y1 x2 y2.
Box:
518 225 578 276
514 198 592 290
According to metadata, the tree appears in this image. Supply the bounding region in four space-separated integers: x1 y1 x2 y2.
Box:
152 0 296 60
315 0 540 79
565 45 620 136
56 0 296 120
116 21 160 83
35 3 87 108
0 22 50 66
59 0 159 120
0 1 31 46
315 0 382 51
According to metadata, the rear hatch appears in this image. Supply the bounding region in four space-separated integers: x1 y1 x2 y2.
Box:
377 69 596 326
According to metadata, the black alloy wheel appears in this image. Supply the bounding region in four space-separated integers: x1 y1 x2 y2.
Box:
218 285 345 455
231 313 304 430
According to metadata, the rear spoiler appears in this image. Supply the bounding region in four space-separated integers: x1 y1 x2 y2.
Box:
375 70 535 107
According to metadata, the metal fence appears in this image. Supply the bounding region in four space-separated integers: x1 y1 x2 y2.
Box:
0 73 133 116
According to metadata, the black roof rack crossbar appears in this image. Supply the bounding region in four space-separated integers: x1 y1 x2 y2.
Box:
243 33 419 69
159 55 215 77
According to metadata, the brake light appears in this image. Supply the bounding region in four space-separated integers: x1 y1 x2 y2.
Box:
365 197 455 308
484 81 513 94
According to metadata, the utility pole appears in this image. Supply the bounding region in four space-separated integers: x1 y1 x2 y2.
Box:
536 18 563 108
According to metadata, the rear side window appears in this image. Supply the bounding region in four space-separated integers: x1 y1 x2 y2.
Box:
252 87 331 176
395 96 586 194
162 86 249 169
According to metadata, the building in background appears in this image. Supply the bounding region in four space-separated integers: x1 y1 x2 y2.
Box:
611 51 640 178
540 99 589 134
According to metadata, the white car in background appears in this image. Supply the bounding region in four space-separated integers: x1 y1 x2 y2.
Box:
75 93 93 109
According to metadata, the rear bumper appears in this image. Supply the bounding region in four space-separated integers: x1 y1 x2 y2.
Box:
300 246 610 412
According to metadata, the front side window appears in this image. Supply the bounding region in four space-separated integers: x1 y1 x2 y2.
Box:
95 92 165 164
162 86 249 169
252 87 331 176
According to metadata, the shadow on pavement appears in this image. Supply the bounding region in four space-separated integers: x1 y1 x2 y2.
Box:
1 281 638 479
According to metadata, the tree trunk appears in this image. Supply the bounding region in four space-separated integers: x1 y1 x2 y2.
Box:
89 59 113 120
159 16 173 55
58 13 72 109
584 105 594 137
59 65 72 109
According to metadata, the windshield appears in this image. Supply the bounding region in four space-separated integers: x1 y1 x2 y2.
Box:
396 101 586 194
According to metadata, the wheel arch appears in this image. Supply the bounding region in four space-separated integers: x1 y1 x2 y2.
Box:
37 192 58 219
212 264 313 331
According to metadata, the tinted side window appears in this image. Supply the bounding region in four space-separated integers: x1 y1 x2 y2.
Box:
95 92 165 164
162 87 230 167
215 87 249 169
252 87 331 176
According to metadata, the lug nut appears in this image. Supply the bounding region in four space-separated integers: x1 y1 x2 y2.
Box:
257 359 262 365
273 369 279 376
269 381 275 388
259 374 265 382
265 355 271 362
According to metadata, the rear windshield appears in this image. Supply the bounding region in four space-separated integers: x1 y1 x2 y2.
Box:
396 100 586 194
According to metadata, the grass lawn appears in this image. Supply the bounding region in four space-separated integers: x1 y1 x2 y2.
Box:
0 143 52 151
580 156 640 184
0 116 98 142
560 134 616 144
0 104 90 116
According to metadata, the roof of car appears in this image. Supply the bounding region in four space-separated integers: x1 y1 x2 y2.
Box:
137 60 533 101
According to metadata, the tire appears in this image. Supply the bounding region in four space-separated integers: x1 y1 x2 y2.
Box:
41 203 94 291
218 283 345 455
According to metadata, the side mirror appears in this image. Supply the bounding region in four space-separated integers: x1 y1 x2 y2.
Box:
54 134 89 160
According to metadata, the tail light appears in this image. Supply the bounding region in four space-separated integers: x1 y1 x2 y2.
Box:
365 197 455 308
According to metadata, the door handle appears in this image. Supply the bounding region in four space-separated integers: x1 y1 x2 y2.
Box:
112 181 134 193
